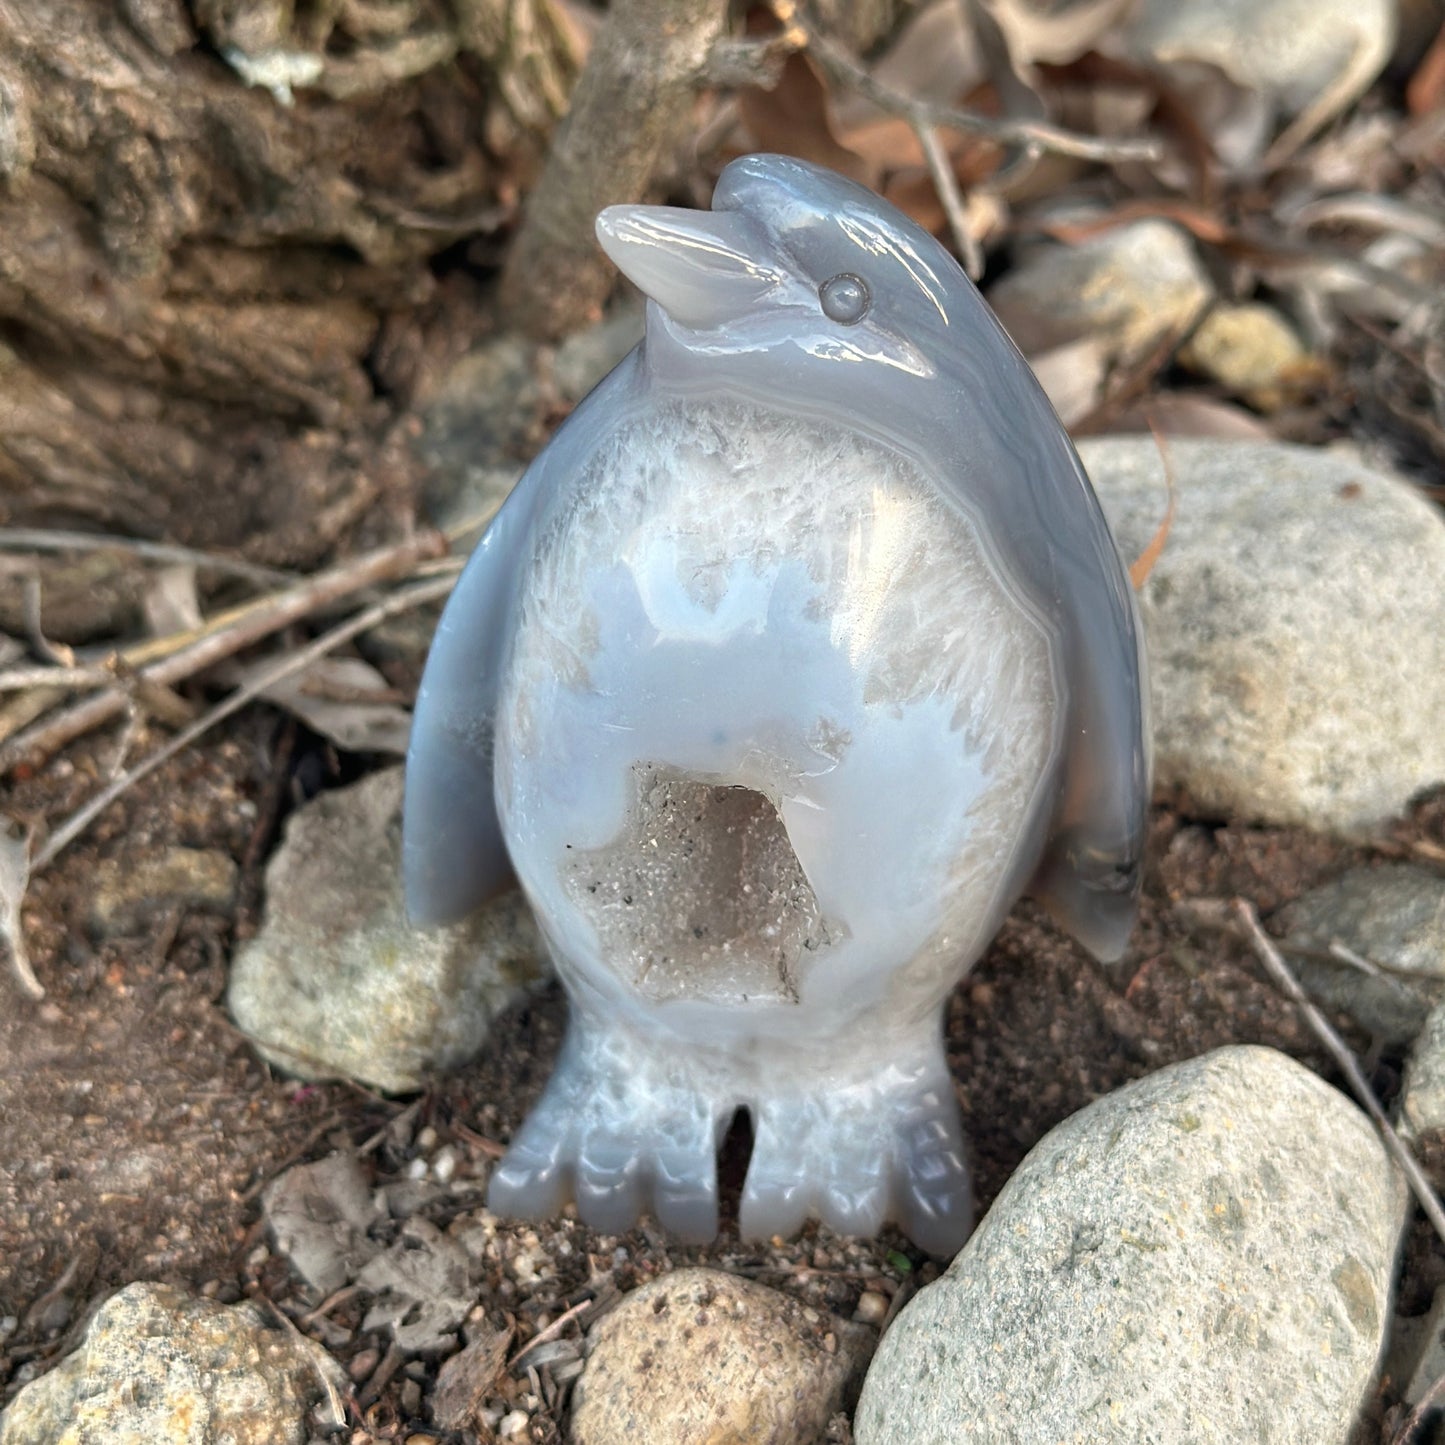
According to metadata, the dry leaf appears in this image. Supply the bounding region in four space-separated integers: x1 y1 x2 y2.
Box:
1109 393 1276 440
849 0 986 117
433 1324 515 1432
1128 417 1177 588
1030 335 1110 427
1407 19 1445 116
985 0 1138 66
144 563 203 638
736 49 873 182
0 819 42 1000
250 654 413 756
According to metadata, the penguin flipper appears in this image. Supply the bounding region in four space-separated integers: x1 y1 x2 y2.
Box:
402 498 534 927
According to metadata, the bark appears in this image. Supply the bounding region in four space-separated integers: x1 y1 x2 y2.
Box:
500 0 730 341
0 0 577 563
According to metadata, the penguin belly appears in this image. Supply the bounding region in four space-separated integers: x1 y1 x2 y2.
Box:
488 397 1063 1250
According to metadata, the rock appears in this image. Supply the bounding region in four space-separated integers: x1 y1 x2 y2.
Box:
1116 0 1396 165
264 1152 383 1295
416 303 642 548
1275 866 1445 1044
1400 1001 1445 1140
1178 303 1313 412
570 1268 873 1445
357 1218 473 1355
988 222 1212 363
89 845 237 936
552 302 643 405
855 1046 1405 1445
1081 436 1445 835
1403 1284 1445 1406
228 767 547 1093
0 551 145 645
0 1282 344 1445
416 332 538 536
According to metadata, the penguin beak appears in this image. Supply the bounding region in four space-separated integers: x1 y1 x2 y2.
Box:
596 205 784 328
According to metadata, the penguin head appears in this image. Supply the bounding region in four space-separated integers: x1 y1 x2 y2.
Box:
596 154 973 381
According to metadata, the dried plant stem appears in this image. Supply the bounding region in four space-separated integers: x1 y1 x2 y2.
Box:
1233 898 1445 1247
0 664 114 693
790 2 1163 165
916 124 984 278
500 0 731 339
1 531 448 776
509 1296 594 1372
1390 1364 1445 1445
0 527 295 588
33 574 458 872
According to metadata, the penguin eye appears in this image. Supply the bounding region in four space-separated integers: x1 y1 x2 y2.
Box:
819 273 870 325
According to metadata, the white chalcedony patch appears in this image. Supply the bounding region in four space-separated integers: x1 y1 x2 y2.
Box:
498 398 1060 1026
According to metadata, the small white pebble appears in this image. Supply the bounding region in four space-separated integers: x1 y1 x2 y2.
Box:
854 1290 889 1325
432 1145 458 1183
0 1316 17 1339
499 1409 530 1438
416 1126 438 1152
405 1157 428 1181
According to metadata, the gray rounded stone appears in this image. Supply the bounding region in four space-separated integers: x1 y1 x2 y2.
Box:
1401 1001 1445 1140
228 766 546 1093
570 1268 873 1445
1276 865 1445 1043
855 1046 1405 1445
1081 436 1445 835
988 221 1213 362
0 1282 344 1445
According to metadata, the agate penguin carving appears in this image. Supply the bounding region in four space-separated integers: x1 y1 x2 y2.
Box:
403 154 1149 1255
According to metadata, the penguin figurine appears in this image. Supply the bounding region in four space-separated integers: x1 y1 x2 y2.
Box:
403 154 1149 1256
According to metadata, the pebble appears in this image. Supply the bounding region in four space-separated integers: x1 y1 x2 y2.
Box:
988 221 1212 363
1178 302 1312 411
1400 1001 1445 1140
89 845 237 937
854 1046 1406 1444
417 302 642 548
0 1282 344 1445
1275 865 1445 1043
1116 0 1396 164
569 1268 873 1445
263 1153 383 1295
228 767 547 1093
1082 436 1445 836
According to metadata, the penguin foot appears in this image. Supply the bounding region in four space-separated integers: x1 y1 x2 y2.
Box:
740 1064 972 1256
486 1018 723 1243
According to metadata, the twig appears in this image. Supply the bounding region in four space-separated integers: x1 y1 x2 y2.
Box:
790 3 1163 165
2 532 449 776
0 527 295 588
1233 899 1445 1247
0 823 43 1000
1390 1365 1445 1445
916 124 984 279
0 663 114 692
21 577 74 667
32 574 457 873
509 1295 595 1372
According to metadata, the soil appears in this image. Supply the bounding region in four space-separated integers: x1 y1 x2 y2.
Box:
4 689 1445 1438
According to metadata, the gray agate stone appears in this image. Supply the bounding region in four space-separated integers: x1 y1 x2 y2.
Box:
403 155 1149 1254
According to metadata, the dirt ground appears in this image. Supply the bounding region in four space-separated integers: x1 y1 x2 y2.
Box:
4 691 1445 1438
